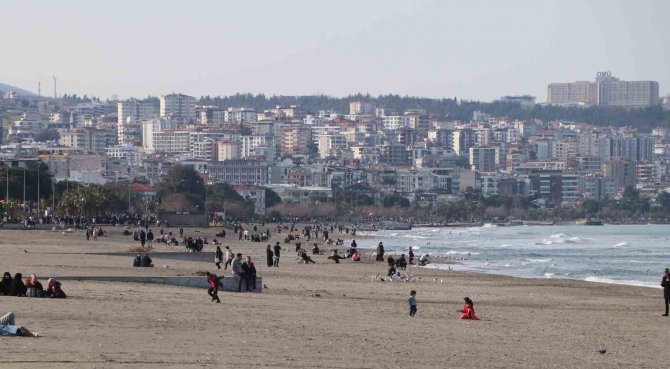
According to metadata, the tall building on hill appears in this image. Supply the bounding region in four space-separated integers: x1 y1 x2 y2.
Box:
349 101 375 115
117 99 156 145
159 93 196 123
547 72 659 108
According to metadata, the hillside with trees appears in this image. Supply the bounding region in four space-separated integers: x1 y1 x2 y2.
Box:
198 93 670 131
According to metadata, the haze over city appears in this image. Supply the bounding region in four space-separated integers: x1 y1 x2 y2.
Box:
1 0 668 101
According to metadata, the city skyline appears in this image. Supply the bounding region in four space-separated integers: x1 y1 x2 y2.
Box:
0 0 668 101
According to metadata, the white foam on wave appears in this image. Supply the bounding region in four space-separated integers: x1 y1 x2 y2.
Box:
482 223 497 228
497 244 511 248
403 234 428 239
613 241 629 247
445 250 480 255
584 276 659 289
544 273 555 278
526 258 551 263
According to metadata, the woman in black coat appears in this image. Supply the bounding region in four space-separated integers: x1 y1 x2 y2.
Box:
243 256 257 291
1 272 12 295
266 244 274 267
9 273 27 296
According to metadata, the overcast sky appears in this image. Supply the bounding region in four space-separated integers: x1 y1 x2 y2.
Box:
0 0 667 102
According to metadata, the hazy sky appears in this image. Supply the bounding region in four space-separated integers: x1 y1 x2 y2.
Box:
1 0 668 102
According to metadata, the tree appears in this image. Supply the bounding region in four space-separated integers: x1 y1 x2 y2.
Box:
265 188 282 208
34 129 60 142
658 192 670 209
582 199 601 215
158 166 205 209
58 185 113 216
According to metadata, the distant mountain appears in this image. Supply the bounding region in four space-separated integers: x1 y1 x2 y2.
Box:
0 83 36 96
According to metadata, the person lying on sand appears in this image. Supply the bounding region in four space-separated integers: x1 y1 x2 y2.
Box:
0 312 38 336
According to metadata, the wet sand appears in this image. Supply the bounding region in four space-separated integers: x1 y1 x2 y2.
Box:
0 226 668 369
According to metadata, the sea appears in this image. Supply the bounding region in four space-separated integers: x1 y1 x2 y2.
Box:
356 224 670 289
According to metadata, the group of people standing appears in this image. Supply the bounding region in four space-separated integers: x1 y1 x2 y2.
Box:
207 246 258 303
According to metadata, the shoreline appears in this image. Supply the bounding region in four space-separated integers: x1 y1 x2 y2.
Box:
2 227 670 368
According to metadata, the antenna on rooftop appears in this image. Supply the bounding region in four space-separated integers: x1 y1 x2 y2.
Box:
53 76 57 99
38 82 41 97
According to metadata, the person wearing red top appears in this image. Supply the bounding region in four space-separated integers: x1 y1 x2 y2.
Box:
205 272 224 303
458 297 479 320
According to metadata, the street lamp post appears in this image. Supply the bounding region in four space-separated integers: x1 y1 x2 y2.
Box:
37 166 40 217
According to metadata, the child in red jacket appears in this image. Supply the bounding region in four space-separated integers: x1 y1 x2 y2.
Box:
206 272 224 303
458 297 479 320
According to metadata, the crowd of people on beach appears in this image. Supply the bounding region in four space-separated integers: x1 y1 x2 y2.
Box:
0 272 66 298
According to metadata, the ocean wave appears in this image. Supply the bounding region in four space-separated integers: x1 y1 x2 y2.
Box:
584 276 659 289
544 273 555 278
526 258 551 263
613 242 629 247
445 250 480 255
402 234 428 239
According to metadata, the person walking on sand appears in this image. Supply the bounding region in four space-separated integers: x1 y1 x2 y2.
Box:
266 245 274 267
223 246 233 270
273 242 282 267
458 297 480 320
205 272 224 303
376 242 385 261
408 290 417 317
662 268 670 316
215 246 223 270
408 246 415 265
139 229 146 247
147 229 154 248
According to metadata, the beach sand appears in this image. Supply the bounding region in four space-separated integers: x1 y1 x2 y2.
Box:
0 225 668 369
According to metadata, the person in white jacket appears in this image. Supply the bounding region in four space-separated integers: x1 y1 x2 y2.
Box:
223 246 234 270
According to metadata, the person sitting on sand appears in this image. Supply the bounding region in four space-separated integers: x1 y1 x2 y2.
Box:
298 249 316 264
418 253 430 266
46 278 67 298
9 273 26 297
328 249 346 263
1 272 12 295
133 253 142 267
25 275 44 298
140 253 153 267
395 254 407 270
351 249 361 262
458 297 480 320
312 243 324 255
0 312 37 336
387 264 397 277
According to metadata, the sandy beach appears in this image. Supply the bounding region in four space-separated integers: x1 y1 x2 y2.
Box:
1 225 669 369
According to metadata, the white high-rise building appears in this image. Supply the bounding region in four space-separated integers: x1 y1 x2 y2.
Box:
117 99 156 145
159 94 196 123
547 72 659 108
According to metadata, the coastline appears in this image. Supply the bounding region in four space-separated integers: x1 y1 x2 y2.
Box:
1 226 669 368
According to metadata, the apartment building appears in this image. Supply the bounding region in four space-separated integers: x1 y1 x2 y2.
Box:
159 93 196 123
